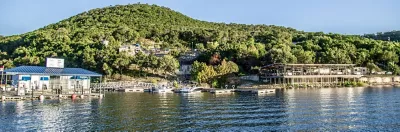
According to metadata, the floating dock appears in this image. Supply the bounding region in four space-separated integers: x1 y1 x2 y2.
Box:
1 94 104 101
211 89 234 94
118 88 145 92
209 88 276 95
256 89 276 94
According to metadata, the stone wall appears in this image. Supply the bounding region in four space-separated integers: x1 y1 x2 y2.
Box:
360 76 400 84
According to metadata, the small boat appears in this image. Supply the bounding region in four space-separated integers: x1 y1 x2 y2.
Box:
144 88 152 92
152 86 174 93
178 87 204 93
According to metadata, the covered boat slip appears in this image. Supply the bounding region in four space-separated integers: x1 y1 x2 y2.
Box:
2 66 102 96
259 64 366 86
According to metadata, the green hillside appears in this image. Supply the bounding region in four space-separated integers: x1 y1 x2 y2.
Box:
364 31 400 42
0 4 400 81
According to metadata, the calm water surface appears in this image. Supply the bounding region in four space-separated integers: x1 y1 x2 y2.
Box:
1 87 400 131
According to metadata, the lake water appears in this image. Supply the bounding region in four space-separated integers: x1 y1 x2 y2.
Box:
1 87 400 131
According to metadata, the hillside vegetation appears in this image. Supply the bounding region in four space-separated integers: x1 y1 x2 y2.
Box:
0 4 400 82
364 31 400 42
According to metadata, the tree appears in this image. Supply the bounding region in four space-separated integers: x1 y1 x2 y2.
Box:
196 65 217 84
159 55 179 75
132 52 146 76
191 61 206 81
148 54 159 72
206 41 219 50
112 54 131 77
387 62 400 75
292 48 315 64
168 49 181 58
353 49 369 66
190 61 217 83
247 43 259 58
366 62 381 74
226 61 239 73
209 53 221 65
195 43 205 51
255 43 267 58
82 47 96 70
191 60 239 84
319 47 352 64
216 59 239 75
379 50 399 64
102 63 113 77
266 44 297 64
0 59 14 68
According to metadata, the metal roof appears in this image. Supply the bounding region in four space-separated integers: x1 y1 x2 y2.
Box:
4 66 102 77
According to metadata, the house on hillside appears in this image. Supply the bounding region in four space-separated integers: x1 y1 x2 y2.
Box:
177 51 200 80
118 43 142 56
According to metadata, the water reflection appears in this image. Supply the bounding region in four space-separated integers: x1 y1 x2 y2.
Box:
1 87 400 131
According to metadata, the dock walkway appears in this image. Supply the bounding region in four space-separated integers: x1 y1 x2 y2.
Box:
91 82 155 92
1 93 104 101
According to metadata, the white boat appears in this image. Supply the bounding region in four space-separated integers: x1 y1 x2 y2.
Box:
179 87 204 93
152 86 174 93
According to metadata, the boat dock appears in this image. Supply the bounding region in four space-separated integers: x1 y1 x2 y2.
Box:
1 93 104 101
1 87 276 101
91 82 155 92
233 89 276 94
118 88 146 92
210 88 276 95
0 80 280 102
211 89 233 94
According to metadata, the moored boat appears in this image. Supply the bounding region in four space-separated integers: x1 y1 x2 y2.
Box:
177 87 204 93
152 86 174 93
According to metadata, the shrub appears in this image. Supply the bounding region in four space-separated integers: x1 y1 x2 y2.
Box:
173 81 179 88
351 81 357 87
151 79 158 84
344 81 352 87
356 82 366 87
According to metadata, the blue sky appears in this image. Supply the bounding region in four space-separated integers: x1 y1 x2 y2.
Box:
0 0 399 36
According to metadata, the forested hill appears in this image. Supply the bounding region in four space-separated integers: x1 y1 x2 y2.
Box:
0 4 400 77
364 31 400 42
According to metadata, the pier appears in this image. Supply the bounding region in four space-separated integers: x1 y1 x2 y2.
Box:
118 88 146 92
210 88 276 95
91 82 155 92
211 89 233 94
1 93 104 101
233 88 276 94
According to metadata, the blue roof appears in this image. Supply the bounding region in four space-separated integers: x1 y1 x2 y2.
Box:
4 66 102 77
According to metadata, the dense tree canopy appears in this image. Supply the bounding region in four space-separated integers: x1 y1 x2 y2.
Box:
191 59 239 86
364 31 400 42
0 3 400 78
